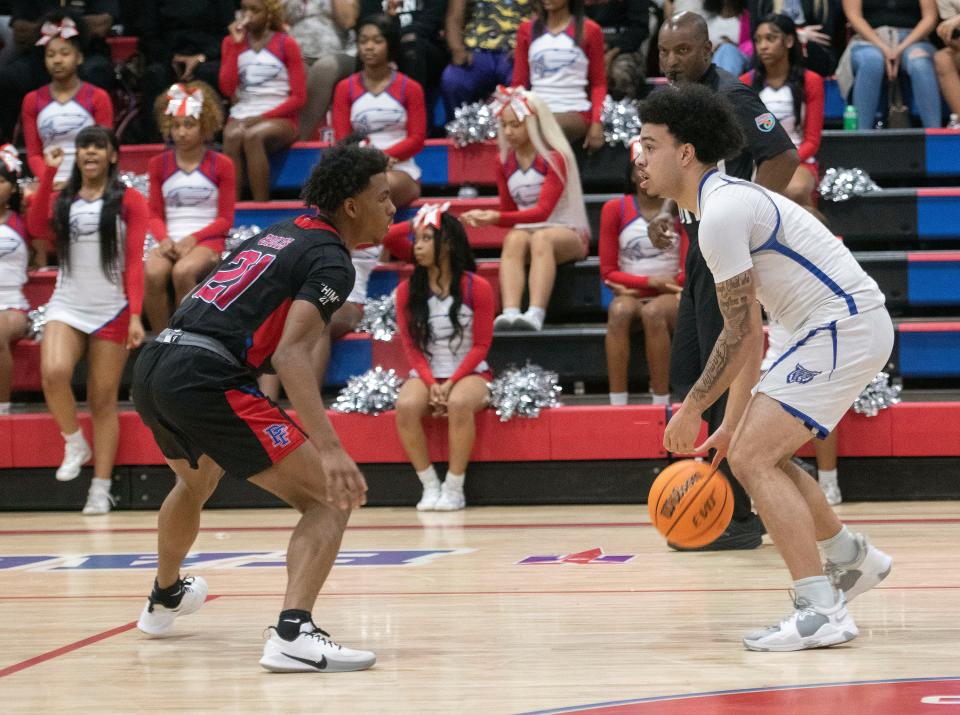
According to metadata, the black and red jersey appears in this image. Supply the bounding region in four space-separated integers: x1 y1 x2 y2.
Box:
171 215 355 371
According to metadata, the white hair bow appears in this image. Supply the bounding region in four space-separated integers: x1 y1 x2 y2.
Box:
36 17 80 46
412 202 451 230
490 85 534 121
0 144 22 176
165 84 204 119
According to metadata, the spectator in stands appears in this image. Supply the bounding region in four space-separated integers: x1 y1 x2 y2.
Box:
512 0 607 149
144 82 234 332
220 0 306 201
27 126 146 514
703 0 751 74
395 205 493 512
839 0 941 129
748 0 844 76
934 0 960 127
0 144 30 414
19 12 113 191
441 0 533 116
461 88 590 332
333 14 426 208
284 0 358 141
139 0 235 143
742 13 824 207
585 0 652 100
601 138 682 407
0 3 115 143
361 0 448 111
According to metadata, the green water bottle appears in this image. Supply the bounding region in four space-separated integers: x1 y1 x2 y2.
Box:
843 104 858 131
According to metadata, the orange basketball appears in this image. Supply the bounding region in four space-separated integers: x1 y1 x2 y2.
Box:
648 459 734 548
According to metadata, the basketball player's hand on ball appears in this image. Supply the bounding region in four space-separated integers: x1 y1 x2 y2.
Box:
321 448 368 510
663 403 702 455
696 425 732 470
647 213 678 250
43 147 65 169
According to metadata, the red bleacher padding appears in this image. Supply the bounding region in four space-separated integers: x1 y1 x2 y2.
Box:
890 402 960 457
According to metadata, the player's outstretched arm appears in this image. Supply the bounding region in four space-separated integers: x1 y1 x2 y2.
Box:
272 300 368 511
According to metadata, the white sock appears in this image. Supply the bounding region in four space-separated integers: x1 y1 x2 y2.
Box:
794 575 838 609
0 401 10 414
63 429 86 445
818 468 838 486
416 465 439 486
503 307 521 318
444 472 465 490
818 524 860 564
651 393 670 405
609 392 628 406
525 306 545 324
90 477 111 491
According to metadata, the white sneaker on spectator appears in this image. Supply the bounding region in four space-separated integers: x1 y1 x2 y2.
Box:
824 533 892 602
434 482 466 511
493 313 518 330
56 434 92 481
137 575 208 636
513 310 543 331
260 622 376 673
948 113 960 129
416 481 441 511
82 481 116 515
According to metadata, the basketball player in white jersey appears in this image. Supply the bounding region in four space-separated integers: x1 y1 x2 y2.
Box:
641 84 894 652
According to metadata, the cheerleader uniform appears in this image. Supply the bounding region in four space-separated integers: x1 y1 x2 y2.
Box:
27 166 147 343
147 149 237 252
740 69 824 181
21 82 113 185
347 244 383 305
332 72 427 182
395 272 494 386
0 212 29 312
512 18 606 125
219 31 306 125
598 195 685 298
496 149 588 249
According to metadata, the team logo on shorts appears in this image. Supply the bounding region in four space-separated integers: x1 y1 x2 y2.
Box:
786 363 822 384
264 423 291 448
755 112 776 132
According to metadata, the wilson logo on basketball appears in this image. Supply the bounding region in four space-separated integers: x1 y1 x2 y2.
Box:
659 474 699 519
692 493 717 527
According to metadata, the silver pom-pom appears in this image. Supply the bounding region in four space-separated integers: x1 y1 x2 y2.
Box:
601 96 641 147
355 294 397 341
852 372 901 417
119 172 150 198
488 363 562 422
225 225 261 253
445 101 498 147
818 168 880 203
332 366 404 415
27 304 47 341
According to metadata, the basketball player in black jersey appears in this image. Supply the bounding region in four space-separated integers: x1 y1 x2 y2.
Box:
132 144 394 672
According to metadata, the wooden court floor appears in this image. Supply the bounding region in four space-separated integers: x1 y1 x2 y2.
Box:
1 502 959 713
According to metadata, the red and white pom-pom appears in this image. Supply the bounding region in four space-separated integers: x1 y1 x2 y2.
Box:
0 144 22 176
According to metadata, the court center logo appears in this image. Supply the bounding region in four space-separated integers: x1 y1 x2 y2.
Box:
786 363 822 384
754 112 776 132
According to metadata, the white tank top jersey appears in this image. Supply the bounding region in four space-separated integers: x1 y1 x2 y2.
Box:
347 244 382 305
758 85 802 147
528 27 591 113
37 98 96 185
0 214 29 310
425 293 487 380
160 158 220 243
48 198 128 321
697 169 885 332
231 36 292 119
617 197 680 277
504 151 580 232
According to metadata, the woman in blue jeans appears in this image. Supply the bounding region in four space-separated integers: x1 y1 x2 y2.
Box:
843 0 940 128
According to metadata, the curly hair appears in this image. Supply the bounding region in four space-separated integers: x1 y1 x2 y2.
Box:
153 81 224 141
301 142 389 213
261 0 286 31
638 85 745 165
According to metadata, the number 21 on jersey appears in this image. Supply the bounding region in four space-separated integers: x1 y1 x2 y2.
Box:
194 249 275 310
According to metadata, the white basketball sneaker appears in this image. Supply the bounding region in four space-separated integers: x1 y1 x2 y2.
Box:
137 575 209 636
81 481 116 515
433 482 466 511
260 622 376 673
56 433 92 481
825 533 892 602
416 481 441 511
743 592 857 652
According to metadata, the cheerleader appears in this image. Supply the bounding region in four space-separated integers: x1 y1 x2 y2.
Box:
600 139 684 407
0 145 31 414
512 0 607 149
27 126 147 515
332 14 427 208
144 82 235 331
742 13 824 207
220 0 306 201
21 13 113 192
395 205 493 512
462 87 589 332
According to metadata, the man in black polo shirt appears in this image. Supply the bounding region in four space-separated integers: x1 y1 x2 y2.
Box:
647 11 799 550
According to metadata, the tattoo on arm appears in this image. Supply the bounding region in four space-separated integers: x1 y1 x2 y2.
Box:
689 270 758 407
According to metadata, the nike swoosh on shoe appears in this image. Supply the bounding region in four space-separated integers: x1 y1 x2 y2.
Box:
282 652 328 670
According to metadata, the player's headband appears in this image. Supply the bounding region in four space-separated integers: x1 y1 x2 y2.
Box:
490 85 534 121
36 17 80 46
165 84 204 119
0 144 21 176
412 202 451 230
